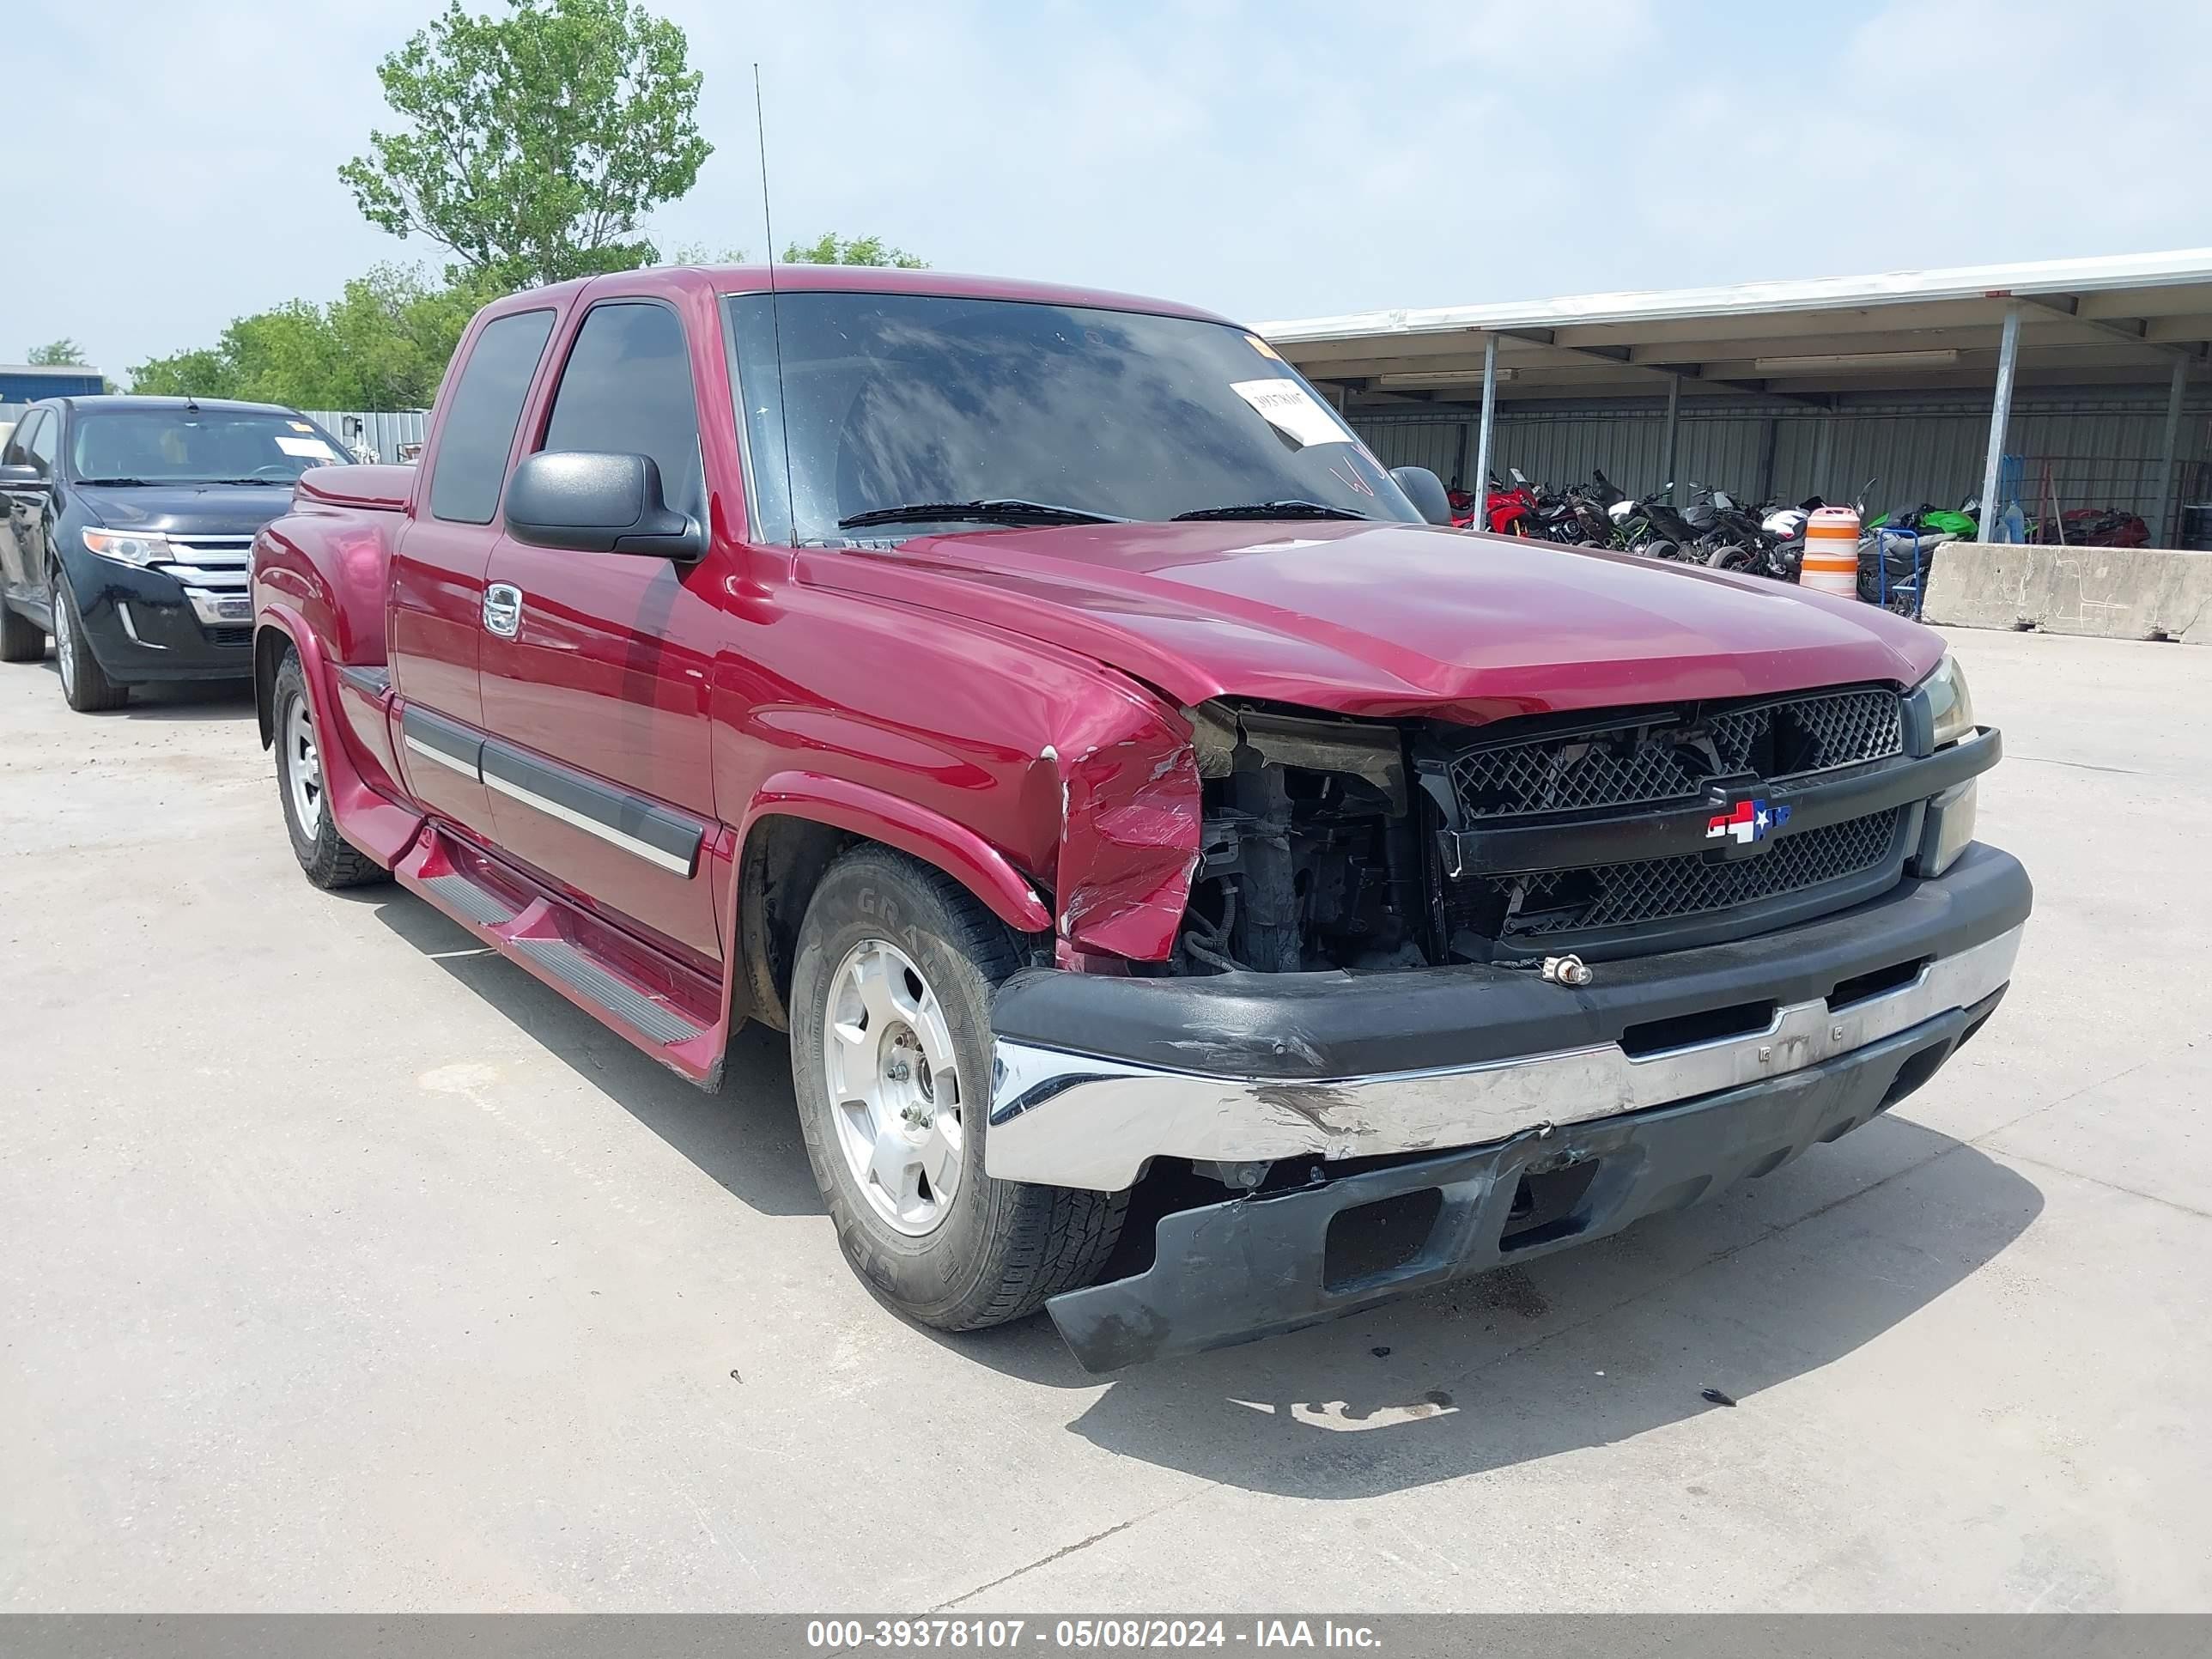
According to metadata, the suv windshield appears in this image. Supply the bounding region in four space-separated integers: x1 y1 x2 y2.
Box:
69 408 347 485
725 292 1419 544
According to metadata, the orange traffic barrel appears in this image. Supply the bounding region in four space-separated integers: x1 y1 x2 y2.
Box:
1802 505 1861 599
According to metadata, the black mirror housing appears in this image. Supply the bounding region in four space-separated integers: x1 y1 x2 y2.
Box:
1390 465 1455 527
504 451 706 558
0 462 51 491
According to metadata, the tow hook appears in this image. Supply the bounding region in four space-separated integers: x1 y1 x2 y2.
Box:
1540 953 1594 987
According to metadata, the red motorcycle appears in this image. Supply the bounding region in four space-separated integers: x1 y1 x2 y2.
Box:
1447 472 1537 535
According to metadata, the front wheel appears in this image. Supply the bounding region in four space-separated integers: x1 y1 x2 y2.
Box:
51 572 128 711
272 652 385 889
790 846 1127 1332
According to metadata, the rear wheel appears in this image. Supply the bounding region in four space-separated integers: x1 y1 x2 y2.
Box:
0 599 43 663
790 846 1127 1331
51 572 127 712
272 651 384 889
1706 543 1756 573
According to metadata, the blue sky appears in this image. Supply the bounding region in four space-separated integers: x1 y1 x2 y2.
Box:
11 0 2212 380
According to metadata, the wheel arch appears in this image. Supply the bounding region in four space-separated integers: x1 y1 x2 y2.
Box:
728 775 1054 1032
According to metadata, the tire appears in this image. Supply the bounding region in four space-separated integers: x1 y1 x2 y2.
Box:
0 599 44 663
51 571 128 711
1706 544 1755 573
790 845 1127 1332
272 650 385 889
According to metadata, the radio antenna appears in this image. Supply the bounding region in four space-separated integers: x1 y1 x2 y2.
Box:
753 62 798 539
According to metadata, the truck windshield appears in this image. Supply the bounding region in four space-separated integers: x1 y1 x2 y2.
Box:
724 291 1419 544
69 408 347 485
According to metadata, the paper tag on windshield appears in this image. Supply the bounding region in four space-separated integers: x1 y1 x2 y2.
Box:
1231 378 1353 450
288 420 313 432
275 435 338 460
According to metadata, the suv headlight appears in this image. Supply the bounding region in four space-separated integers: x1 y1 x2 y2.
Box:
82 527 175 568
1918 653 1975 749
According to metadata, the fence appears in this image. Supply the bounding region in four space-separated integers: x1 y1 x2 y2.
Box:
307 409 430 464
1352 387 2212 546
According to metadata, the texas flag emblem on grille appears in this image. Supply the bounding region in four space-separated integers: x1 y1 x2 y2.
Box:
1706 799 1790 844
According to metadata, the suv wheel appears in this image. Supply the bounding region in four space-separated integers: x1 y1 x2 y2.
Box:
51 572 128 712
790 846 1127 1332
0 600 42 663
272 651 385 889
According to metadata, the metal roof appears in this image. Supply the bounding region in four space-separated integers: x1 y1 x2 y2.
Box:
1259 248 2212 408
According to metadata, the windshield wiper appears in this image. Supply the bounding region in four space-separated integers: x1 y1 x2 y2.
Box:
205 477 294 486
76 477 161 488
838 498 1127 531
1170 500 1369 522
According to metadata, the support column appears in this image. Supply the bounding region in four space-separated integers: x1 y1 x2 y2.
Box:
1660 374 1680 503
1978 303 2021 540
1472 334 1498 512
2151 355 2188 547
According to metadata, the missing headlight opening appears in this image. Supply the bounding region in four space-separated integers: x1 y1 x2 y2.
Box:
1175 702 1431 974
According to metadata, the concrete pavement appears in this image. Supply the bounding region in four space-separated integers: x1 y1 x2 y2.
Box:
2 628 2207 1611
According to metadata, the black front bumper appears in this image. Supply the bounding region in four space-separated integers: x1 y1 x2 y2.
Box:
1049 988 2004 1370
64 553 252 682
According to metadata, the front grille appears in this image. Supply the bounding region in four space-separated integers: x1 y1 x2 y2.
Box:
1454 807 1905 942
1449 687 1902 821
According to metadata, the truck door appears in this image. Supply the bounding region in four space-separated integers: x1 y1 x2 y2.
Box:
477 297 723 965
386 307 556 839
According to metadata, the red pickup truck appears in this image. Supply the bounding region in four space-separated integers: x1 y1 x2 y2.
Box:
252 265 2027 1370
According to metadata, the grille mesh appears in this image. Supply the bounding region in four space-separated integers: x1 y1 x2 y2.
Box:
1449 688 1902 821
1462 808 1904 940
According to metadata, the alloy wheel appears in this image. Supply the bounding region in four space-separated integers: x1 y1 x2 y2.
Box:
284 693 324 836
822 937 964 1237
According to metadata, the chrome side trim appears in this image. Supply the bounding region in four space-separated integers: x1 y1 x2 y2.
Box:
984 924 2023 1192
183 587 253 626
404 733 480 780
480 768 696 877
116 603 166 648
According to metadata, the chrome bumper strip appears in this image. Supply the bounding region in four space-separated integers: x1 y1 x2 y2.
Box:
985 924 2022 1192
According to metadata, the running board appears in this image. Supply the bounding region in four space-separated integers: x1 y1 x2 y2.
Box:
395 827 725 1084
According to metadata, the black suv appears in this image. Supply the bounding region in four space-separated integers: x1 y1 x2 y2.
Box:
0 397 350 710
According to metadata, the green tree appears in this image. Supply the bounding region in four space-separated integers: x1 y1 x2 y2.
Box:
26 338 88 366
130 266 489 410
781 232 927 269
339 0 711 290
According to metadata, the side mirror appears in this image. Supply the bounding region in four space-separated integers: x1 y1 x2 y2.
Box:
504 451 706 558
0 462 51 491
1390 465 1455 527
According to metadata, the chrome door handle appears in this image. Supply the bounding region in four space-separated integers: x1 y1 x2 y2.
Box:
483 582 522 638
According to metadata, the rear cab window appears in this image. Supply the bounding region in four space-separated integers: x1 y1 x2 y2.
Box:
429 309 558 524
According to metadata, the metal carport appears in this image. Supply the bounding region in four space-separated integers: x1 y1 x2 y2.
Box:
1259 249 2212 546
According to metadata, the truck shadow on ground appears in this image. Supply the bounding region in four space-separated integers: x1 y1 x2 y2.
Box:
374 894 824 1217
940 1125 2044 1498
376 888 2044 1498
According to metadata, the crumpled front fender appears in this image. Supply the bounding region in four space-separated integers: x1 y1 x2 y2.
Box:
1048 696 1201 963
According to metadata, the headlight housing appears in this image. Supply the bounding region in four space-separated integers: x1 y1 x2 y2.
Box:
1911 654 1979 876
81 527 175 568
1918 653 1975 750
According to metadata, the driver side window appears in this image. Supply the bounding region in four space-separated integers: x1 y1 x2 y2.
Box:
27 415 56 476
540 301 704 522
5 410 48 472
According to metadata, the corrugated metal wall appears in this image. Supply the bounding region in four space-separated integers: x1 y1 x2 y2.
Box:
1355 388 2212 538
307 409 429 464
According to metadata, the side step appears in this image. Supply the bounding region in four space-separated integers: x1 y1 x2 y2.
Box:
395 827 724 1083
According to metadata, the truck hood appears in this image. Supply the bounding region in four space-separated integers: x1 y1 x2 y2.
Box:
801 520 1944 723
74 482 297 538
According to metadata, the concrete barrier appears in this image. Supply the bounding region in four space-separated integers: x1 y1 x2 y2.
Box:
1922 541 2212 644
